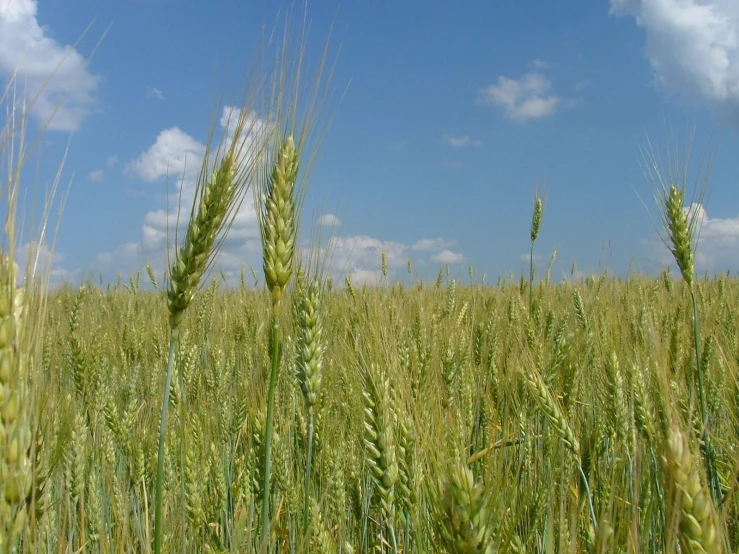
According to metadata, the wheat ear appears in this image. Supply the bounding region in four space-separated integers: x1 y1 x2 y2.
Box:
361 363 399 553
434 460 494 554
665 425 722 553
295 278 325 536
0 256 31 543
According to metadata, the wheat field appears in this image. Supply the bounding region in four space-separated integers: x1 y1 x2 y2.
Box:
2 260 738 552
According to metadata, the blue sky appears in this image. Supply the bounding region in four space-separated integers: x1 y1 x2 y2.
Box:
2 0 739 287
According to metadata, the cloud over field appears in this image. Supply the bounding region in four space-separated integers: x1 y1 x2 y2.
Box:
610 0 739 125
478 69 565 122
0 0 101 131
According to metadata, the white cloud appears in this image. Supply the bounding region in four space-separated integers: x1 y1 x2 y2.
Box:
348 268 383 285
412 238 457 252
147 86 164 101
126 127 206 184
520 253 544 263
326 234 409 274
444 135 482 147
91 242 144 282
530 58 550 69
14 240 77 286
479 72 563 122
318 213 341 227
88 155 118 182
432 249 465 264
0 0 101 131
644 203 739 273
610 0 739 121
296 233 465 283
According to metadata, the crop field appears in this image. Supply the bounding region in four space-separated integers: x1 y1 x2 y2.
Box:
4 260 739 553
2 9 739 554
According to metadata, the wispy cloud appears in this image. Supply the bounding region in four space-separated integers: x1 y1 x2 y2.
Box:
0 0 102 131
88 155 119 182
412 238 457 252
610 0 739 125
479 71 565 122
444 135 482 147
318 213 341 227
146 86 165 101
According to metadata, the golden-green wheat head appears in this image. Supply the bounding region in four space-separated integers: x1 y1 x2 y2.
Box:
258 135 299 312
0 254 32 538
530 195 543 244
664 185 695 288
665 424 722 554
167 153 238 328
361 363 398 524
296 279 324 416
434 460 494 554
525 368 580 457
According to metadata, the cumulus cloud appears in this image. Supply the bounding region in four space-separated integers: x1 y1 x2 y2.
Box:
479 71 564 122
126 127 206 184
296 233 465 284
644 202 739 273
0 0 102 131
444 135 482 147
432 249 465 264
318 213 341 227
610 0 739 122
326 235 409 275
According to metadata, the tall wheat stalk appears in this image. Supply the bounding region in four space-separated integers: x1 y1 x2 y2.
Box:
639 127 720 503
254 9 337 550
156 106 266 554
